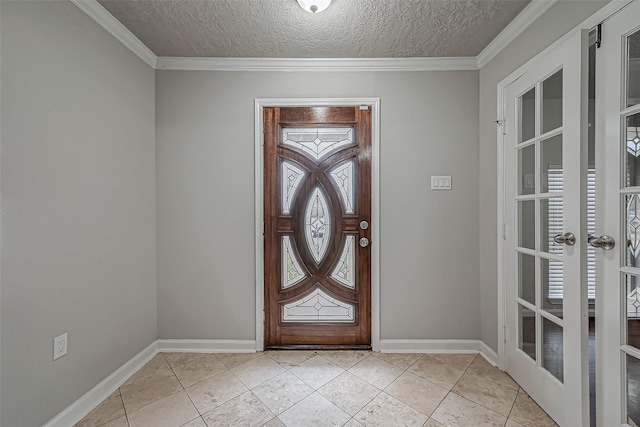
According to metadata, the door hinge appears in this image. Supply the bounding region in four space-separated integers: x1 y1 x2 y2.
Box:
596 23 602 48
502 223 507 240
503 325 507 343
262 222 265 236
494 119 506 135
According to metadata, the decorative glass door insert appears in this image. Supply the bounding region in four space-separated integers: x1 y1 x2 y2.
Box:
263 106 371 348
597 3 640 424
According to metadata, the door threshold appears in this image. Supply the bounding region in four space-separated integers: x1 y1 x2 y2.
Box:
264 345 372 351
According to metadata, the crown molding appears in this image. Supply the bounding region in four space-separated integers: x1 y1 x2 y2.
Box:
71 0 563 72
155 56 479 71
70 0 157 68
476 0 557 69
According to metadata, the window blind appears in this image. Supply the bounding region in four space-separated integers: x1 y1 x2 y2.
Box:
547 168 596 299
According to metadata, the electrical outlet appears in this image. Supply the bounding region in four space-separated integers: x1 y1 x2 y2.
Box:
53 333 67 360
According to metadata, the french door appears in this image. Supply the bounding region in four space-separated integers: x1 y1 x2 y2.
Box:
263 106 372 349
504 30 590 426
597 1 640 425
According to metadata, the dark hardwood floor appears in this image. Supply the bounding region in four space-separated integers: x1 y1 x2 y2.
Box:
521 317 640 426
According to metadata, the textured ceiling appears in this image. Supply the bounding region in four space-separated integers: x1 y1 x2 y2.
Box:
97 0 530 58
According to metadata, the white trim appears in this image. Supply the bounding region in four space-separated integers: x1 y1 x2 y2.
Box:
497 0 633 89
69 0 157 69
42 341 158 427
255 100 265 352
156 57 478 72
43 338 503 426
70 0 582 72
379 339 482 354
477 0 557 68
480 341 500 367
157 339 257 353
254 98 381 351
496 0 634 374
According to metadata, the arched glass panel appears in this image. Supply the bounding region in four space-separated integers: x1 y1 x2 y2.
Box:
330 161 355 214
282 161 305 215
331 236 355 289
305 187 331 263
282 128 353 161
281 236 306 289
282 287 354 322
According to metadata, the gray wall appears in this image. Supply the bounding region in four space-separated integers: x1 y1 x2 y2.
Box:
478 0 609 351
1 2 157 426
156 71 481 341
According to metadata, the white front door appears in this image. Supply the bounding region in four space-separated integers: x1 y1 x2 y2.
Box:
504 30 590 426
596 1 640 425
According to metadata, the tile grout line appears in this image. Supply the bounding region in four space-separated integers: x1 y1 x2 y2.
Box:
161 352 211 425
120 351 546 427
445 353 518 425
119 391 131 427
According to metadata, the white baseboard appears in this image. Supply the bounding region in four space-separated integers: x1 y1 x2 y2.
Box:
157 339 257 353
378 339 482 353
45 338 499 426
479 342 499 367
43 341 158 427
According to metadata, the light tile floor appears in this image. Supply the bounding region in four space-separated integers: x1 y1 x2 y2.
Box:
74 351 558 427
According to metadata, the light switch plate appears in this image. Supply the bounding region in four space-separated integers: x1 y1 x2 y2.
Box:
431 175 452 190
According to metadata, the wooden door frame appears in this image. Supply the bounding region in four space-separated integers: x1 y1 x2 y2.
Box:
254 98 381 352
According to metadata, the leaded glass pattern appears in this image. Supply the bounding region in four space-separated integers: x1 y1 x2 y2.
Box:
628 126 640 157
282 128 353 161
305 187 331 264
282 287 354 322
330 161 355 214
282 161 305 215
281 236 306 289
331 236 355 289
627 195 640 266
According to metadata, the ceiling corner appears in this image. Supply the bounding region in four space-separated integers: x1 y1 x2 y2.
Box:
70 0 158 69
477 0 558 69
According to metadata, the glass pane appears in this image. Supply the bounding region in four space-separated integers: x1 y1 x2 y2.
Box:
542 258 564 319
282 287 354 322
282 161 306 215
518 253 536 305
331 236 355 289
330 161 355 214
541 198 563 254
519 304 536 361
626 354 640 426
282 128 353 161
542 70 563 134
626 274 640 349
627 113 640 187
519 88 536 143
281 236 306 289
518 144 536 195
541 135 563 193
627 29 640 108
542 317 564 383
626 194 640 267
305 187 331 264
518 200 535 250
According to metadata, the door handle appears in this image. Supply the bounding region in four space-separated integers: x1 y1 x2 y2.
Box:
553 232 576 246
588 234 615 250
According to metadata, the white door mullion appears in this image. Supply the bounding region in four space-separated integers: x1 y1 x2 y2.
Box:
504 29 589 426
596 2 640 425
